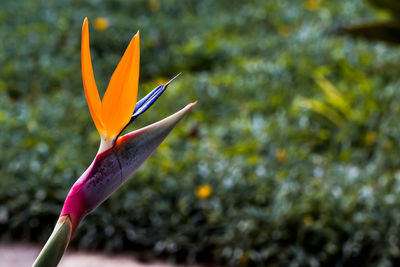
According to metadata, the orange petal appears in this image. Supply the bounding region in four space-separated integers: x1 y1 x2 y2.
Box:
101 32 140 138
81 18 104 135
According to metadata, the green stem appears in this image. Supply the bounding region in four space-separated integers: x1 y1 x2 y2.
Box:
33 216 72 267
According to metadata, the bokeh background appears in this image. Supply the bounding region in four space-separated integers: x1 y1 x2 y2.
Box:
2 0 400 266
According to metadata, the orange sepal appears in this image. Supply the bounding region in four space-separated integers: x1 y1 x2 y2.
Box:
81 18 104 136
101 32 140 138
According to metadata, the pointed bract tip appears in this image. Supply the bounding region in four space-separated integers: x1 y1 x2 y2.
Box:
179 101 197 115
189 100 198 108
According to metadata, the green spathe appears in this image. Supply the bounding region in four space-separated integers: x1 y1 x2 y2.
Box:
32 216 72 267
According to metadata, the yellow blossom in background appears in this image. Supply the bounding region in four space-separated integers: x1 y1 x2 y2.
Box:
303 215 314 226
94 17 109 31
278 25 291 37
148 0 161 12
365 131 377 145
195 184 212 199
275 148 287 163
304 0 321 11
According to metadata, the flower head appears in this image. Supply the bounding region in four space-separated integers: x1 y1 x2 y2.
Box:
34 17 196 266
59 18 195 231
82 18 140 151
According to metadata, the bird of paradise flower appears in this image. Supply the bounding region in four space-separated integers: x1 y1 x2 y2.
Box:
33 18 196 266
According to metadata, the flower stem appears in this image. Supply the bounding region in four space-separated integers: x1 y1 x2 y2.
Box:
33 215 72 267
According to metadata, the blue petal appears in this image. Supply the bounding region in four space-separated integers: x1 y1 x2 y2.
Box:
134 85 163 113
132 73 182 120
132 84 167 119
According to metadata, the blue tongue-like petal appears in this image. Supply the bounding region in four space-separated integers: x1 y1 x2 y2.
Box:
133 85 163 114
132 72 182 120
132 84 167 119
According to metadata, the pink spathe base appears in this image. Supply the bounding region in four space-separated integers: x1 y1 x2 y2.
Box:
60 102 197 236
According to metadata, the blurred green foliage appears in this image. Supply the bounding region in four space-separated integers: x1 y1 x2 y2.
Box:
2 0 400 266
